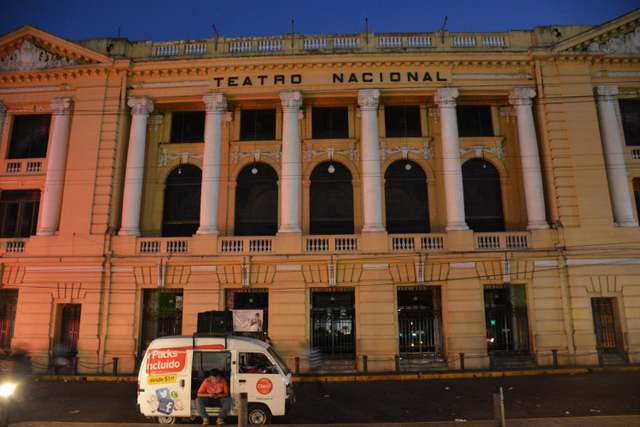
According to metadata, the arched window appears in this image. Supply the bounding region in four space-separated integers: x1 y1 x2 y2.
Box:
310 162 354 234
162 164 202 236
235 163 278 236
384 160 430 233
462 159 505 232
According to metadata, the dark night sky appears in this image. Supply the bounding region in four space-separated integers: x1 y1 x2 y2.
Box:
1 0 638 41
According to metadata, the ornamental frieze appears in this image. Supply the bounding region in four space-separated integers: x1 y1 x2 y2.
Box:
0 40 77 72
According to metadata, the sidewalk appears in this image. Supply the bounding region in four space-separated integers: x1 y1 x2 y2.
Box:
10 415 640 427
31 364 640 383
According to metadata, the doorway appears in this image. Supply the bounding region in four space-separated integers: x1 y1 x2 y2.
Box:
484 285 530 354
397 287 442 356
311 290 355 359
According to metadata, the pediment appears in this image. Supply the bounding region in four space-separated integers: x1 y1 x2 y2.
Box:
0 25 112 72
553 9 640 54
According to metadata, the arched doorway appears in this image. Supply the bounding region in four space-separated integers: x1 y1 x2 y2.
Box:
462 158 505 232
234 162 278 236
310 162 354 234
384 160 429 233
162 164 201 236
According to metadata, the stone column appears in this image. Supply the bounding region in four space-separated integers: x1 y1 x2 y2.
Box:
119 96 154 236
279 91 303 233
358 89 385 232
509 88 549 230
37 97 74 236
0 101 6 140
435 88 468 231
197 93 226 235
595 85 638 227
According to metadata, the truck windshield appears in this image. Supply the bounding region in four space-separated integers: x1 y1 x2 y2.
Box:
267 347 290 375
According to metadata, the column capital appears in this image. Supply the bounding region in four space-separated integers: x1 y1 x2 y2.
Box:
595 85 619 102
357 89 380 110
435 87 459 107
280 90 303 111
128 96 154 116
50 97 74 115
509 87 536 106
203 92 227 113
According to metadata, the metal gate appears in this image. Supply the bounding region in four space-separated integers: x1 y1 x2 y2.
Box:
397 287 442 355
484 285 530 354
59 304 81 350
591 298 619 353
311 290 355 357
0 290 18 349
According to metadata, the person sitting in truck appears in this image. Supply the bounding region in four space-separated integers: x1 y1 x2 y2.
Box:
196 369 232 425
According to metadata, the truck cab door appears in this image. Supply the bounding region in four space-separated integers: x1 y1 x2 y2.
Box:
236 351 286 416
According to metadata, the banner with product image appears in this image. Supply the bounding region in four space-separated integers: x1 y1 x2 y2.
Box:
232 309 264 332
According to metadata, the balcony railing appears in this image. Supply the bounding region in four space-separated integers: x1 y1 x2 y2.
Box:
219 237 273 254
390 234 446 251
305 236 359 253
2 159 45 175
138 238 190 254
2 239 25 254
475 232 529 250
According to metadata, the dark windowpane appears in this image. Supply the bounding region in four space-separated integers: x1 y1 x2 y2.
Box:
462 159 504 231
385 106 421 137
235 163 278 235
312 107 348 139
620 100 640 146
457 106 493 137
170 111 205 143
0 290 18 349
384 160 429 233
0 190 40 237
9 115 51 158
162 164 201 236
240 109 276 141
310 162 354 234
634 179 640 222
140 289 183 355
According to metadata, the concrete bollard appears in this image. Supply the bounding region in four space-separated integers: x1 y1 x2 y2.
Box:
238 392 248 427
552 349 558 369
112 357 119 376
362 355 368 373
459 352 465 371
295 357 300 375
492 385 506 427
394 354 400 372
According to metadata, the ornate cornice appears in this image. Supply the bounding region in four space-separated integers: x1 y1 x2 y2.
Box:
203 92 227 113
380 140 432 161
435 87 459 107
357 89 380 110
232 147 281 164
50 97 73 115
586 26 640 54
509 87 536 106
128 96 154 116
304 143 358 162
158 148 202 167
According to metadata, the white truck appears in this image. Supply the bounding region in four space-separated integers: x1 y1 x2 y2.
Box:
137 335 294 424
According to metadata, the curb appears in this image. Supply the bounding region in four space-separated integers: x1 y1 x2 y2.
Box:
30 365 640 383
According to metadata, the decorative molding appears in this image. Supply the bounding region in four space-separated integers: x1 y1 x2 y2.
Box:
509 87 536 106
534 260 558 268
357 89 380 110
129 80 210 89
450 262 475 269
587 276 622 295
594 85 619 102
460 140 505 160
276 264 302 272
190 265 218 272
0 40 77 72
567 258 640 266
203 92 227 113
304 143 358 162
280 90 303 111
328 258 337 287
452 73 533 80
51 97 73 115
587 26 640 54
158 148 203 167
111 266 134 273
149 114 164 131
594 71 640 78
380 139 432 160
232 147 281 164
0 84 71 94
362 263 389 270
25 266 102 273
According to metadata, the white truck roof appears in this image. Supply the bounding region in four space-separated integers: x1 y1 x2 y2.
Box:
146 335 269 351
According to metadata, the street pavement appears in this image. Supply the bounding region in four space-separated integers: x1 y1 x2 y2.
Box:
5 371 640 425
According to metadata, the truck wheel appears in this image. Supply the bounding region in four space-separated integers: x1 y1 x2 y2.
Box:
156 415 176 424
247 404 272 425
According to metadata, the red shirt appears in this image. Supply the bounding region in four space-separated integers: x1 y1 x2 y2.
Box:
197 376 229 396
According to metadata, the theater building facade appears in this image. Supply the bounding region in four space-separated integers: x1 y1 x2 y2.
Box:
1 10 640 374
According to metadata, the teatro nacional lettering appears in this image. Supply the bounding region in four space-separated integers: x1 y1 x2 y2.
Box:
212 70 448 88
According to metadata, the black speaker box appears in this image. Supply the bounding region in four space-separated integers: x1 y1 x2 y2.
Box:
197 310 233 333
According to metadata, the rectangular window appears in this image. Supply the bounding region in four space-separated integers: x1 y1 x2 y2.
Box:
457 105 494 137
0 190 40 237
620 100 640 146
312 107 348 139
385 105 422 137
140 289 183 355
0 290 18 349
634 179 640 221
8 114 51 158
240 109 276 141
170 111 205 143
